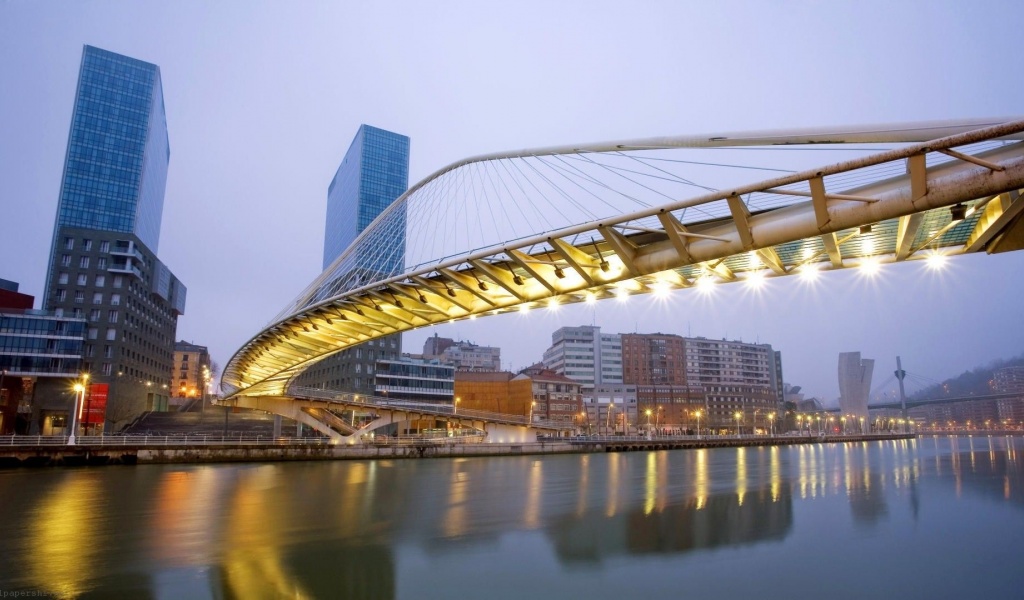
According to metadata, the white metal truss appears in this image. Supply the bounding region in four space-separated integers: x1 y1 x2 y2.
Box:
223 118 1024 399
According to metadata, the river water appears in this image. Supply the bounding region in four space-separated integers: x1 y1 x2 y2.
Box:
0 436 1021 599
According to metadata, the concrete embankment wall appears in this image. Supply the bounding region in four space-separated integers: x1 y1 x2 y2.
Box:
0 434 923 468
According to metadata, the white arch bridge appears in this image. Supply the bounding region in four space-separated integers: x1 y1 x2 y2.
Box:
221 117 1024 442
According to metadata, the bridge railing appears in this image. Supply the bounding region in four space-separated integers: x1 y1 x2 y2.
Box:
0 433 495 448
287 386 570 429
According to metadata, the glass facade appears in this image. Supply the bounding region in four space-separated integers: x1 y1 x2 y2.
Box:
323 125 410 271
49 45 169 280
0 311 85 376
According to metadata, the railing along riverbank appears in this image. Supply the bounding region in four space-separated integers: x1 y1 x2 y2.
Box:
2 432 1015 468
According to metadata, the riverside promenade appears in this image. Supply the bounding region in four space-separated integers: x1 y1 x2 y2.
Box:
0 432 923 467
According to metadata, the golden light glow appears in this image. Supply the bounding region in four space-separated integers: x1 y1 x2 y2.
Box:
547 297 560 310
652 281 671 298
519 304 530 314
696 276 715 293
616 287 630 301
926 252 947 270
799 264 820 281
584 291 596 304
745 270 765 288
859 257 880 276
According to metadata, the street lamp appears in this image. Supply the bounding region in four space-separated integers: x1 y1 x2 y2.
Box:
454 396 460 415
606 404 615 435
645 408 652 438
768 412 776 437
529 400 536 423
68 381 85 445
734 411 742 438
859 416 865 434
693 409 702 438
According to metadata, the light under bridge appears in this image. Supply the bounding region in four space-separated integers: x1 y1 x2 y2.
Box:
221 117 1024 440
242 386 569 444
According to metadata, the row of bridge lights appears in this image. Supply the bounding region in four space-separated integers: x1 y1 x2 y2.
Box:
443 248 952 326
507 251 950 315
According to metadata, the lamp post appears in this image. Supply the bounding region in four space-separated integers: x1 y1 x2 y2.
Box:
796 414 803 435
859 416 865 434
68 379 86 445
454 396 460 415
645 408 652 439
768 412 776 437
734 411 742 438
81 373 91 436
606 404 615 436
529 400 536 423
694 410 701 438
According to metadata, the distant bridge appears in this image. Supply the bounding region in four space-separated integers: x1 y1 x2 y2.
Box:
868 391 1022 411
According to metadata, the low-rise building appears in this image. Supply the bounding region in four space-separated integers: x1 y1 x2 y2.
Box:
375 356 454 404
0 282 86 434
520 364 583 427
453 371 532 416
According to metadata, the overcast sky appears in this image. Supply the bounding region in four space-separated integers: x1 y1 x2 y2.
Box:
2 0 1022 403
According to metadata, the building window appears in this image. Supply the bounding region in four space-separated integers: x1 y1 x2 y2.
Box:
97 257 107 270
77 274 87 286
102 363 113 376
58 272 68 284
108 310 118 323
110 294 120 306
89 309 100 322
74 291 84 304
99 240 109 253
106 328 116 341
61 254 71 267
83 239 92 251
54 308 64 317
64 237 74 250
88 328 98 340
95 275 105 288
113 276 122 289
72 308 83 319
56 289 67 302
85 344 94 357
104 346 113 358
92 292 103 304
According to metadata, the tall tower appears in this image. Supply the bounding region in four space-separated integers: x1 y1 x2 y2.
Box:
297 125 409 394
838 352 874 432
42 46 185 428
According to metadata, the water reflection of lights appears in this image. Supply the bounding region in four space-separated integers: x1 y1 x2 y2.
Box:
524 460 543 529
223 465 309 598
770 446 781 502
442 467 469 538
695 449 708 510
576 454 590 517
736 447 747 506
27 476 102 598
644 451 657 515
606 454 620 517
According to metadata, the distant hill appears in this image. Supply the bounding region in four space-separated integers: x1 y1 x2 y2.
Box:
909 353 1024 401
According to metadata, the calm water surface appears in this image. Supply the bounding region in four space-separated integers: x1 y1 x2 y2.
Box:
0 436 1021 599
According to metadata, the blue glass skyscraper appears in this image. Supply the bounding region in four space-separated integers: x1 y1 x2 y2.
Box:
51 45 170 257
323 124 410 271
297 125 409 396
42 46 185 428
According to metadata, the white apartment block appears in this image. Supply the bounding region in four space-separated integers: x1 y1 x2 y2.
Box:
542 326 622 393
